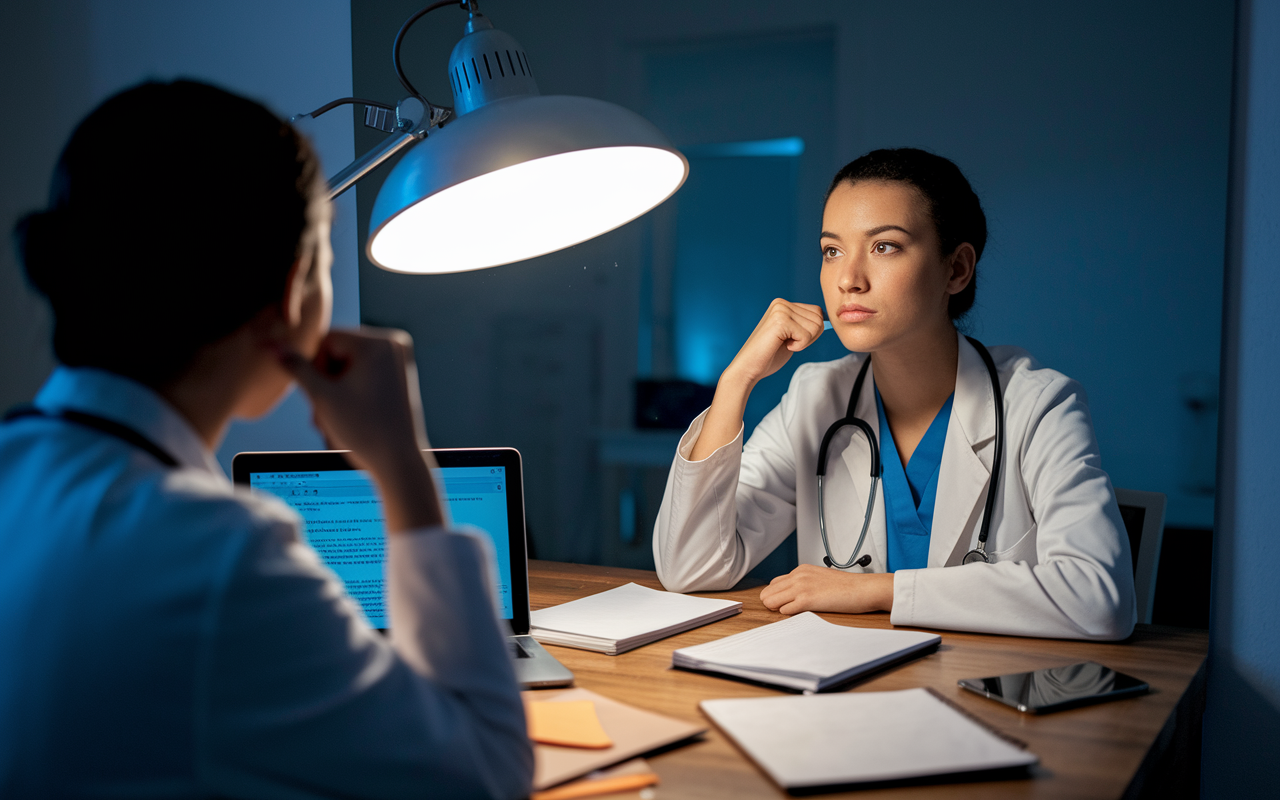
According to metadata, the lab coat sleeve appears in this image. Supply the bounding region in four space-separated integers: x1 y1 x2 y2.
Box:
199 521 533 800
654 391 800 593
891 377 1137 641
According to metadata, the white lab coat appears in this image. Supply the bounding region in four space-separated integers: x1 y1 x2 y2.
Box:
0 368 532 798
653 332 1136 641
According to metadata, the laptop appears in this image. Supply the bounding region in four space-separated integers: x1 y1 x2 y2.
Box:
232 447 574 688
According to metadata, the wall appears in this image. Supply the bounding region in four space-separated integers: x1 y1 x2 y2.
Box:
0 3 91 414
642 32 838 437
352 0 1233 563
0 0 358 473
1203 0 1280 794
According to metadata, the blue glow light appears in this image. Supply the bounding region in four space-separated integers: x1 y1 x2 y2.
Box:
682 137 806 158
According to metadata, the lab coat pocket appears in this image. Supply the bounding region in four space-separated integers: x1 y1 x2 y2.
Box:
990 523 1038 565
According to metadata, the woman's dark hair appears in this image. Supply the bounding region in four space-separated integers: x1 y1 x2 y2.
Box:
14 79 324 387
825 148 986 321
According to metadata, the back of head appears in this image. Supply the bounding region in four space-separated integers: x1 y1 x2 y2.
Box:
826 148 987 321
15 80 324 387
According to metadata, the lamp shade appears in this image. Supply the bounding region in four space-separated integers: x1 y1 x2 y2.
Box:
367 94 688 274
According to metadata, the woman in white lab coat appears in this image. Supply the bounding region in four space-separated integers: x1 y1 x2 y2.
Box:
653 148 1136 640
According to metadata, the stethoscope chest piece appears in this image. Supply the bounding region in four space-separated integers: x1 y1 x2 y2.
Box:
962 547 991 565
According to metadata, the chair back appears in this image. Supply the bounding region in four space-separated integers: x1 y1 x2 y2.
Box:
1114 488 1167 624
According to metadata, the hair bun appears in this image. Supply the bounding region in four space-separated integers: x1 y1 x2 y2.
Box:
14 79 323 386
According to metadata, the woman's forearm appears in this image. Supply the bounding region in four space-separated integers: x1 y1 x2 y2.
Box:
688 299 825 461
689 369 756 461
371 450 447 534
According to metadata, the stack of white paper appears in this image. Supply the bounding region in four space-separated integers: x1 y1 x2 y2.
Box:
672 611 940 692
530 582 742 655
701 689 1037 790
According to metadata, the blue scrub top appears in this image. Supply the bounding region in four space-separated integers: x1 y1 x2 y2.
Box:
875 388 954 572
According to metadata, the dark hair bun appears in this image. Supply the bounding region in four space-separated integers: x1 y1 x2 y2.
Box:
826 148 986 321
12 79 324 386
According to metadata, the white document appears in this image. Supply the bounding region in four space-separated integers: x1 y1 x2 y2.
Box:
530 583 741 655
672 611 940 692
701 689 1038 789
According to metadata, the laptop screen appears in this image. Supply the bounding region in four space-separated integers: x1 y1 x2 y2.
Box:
236 450 527 631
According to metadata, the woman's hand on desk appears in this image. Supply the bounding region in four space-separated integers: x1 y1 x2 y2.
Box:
279 328 446 533
759 565 894 615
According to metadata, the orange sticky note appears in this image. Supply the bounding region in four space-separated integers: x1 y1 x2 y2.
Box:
528 700 613 749
531 759 658 800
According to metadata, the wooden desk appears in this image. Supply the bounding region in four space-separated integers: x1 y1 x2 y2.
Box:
529 561 1208 800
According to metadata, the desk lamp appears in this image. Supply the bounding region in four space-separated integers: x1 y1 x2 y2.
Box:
300 0 688 274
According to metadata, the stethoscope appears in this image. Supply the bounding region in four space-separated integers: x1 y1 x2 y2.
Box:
816 336 1006 569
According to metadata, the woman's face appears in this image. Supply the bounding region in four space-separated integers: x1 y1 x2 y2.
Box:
820 180 969 355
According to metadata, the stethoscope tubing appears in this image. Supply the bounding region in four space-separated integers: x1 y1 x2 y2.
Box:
816 370 881 569
818 336 1005 569
963 338 1006 565
817 472 878 569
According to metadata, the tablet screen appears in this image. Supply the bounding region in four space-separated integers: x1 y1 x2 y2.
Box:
958 661 1149 713
249 466 514 627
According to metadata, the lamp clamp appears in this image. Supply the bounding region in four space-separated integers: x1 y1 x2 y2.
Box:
364 105 396 133
395 97 427 131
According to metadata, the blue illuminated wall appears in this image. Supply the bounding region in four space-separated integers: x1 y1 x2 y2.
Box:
672 151 798 387
636 32 842 440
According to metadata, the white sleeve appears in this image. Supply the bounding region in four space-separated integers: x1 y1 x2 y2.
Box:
653 392 800 593
891 378 1137 641
199 522 533 800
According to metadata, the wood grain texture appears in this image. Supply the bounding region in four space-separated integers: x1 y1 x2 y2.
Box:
528 561 1208 800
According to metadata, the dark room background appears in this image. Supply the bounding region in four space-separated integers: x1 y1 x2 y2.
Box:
4 2 1277 795
348 0 1233 586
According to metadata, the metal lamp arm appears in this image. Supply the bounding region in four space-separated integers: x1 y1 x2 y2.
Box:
307 0 481 199
327 128 423 200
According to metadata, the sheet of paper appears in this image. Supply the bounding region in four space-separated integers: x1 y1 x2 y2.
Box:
528 700 613 749
701 688 1037 789
676 611 938 679
530 582 740 640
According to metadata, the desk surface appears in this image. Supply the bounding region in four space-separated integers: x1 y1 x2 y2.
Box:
528 561 1208 800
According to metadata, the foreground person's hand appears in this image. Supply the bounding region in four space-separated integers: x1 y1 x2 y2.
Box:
760 564 894 615
281 328 446 532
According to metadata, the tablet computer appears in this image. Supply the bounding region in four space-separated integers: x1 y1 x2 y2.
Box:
958 661 1149 714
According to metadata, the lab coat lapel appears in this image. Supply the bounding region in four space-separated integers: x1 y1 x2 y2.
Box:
836 357 888 570
929 334 998 567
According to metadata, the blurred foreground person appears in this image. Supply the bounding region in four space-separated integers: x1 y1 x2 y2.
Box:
0 80 532 799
